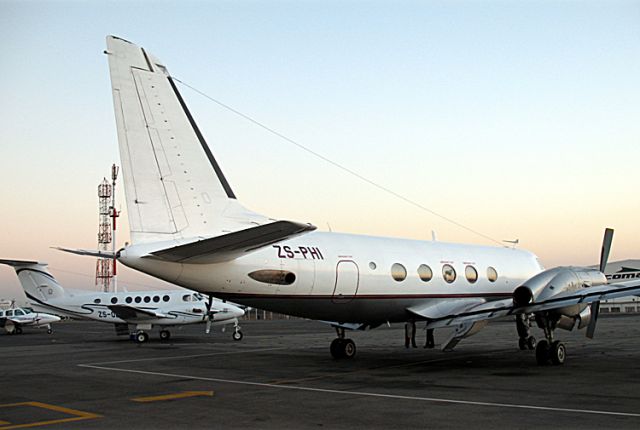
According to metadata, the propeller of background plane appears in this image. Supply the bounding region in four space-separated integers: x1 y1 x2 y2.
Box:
586 228 613 339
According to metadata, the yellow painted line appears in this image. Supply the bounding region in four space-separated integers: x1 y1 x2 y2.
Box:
0 401 101 430
132 391 214 403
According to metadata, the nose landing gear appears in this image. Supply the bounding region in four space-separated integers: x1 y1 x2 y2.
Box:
330 327 356 359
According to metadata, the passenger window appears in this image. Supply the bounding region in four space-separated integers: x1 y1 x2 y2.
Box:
465 266 478 284
7 310 13 316
163 295 170 302
487 267 498 282
153 296 160 303
144 296 151 303
391 263 407 282
442 264 456 283
94 298 101 304
111 297 118 304
369 262 377 270
15 309 24 316
125 297 132 304
134 296 142 303
418 264 433 282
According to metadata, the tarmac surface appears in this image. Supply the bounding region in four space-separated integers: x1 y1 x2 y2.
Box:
2 316 640 429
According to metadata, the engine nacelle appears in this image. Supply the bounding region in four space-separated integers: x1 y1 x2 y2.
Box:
513 267 607 319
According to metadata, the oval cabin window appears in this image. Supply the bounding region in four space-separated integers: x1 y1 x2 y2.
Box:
442 264 456 283
487 267 498 282
465 266 478 284
391 263 407 282
418 264 433 282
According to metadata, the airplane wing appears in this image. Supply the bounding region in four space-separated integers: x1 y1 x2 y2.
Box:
423 280 640 330
147 220 316 264
107 305 168 320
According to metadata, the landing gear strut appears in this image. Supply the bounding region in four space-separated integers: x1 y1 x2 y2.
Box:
330 327 356 359
232 320 243 341
534 314 566 365
516 314 536 350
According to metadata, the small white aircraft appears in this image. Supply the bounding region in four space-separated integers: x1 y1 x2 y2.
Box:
0 259 245 343
0 304 60 335
61 36 640 365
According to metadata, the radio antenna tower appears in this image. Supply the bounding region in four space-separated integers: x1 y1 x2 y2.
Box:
95 164 120 292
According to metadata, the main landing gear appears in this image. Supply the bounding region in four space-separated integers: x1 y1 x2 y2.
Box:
159 329 171 341
534 315 566 366
516 314 536 351
330 327 356 359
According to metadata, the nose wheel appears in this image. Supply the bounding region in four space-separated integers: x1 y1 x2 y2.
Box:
330 327 356 359
232 320 243 341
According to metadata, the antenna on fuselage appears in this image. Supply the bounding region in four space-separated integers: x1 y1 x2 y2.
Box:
503 239 519 249
431 230 437 241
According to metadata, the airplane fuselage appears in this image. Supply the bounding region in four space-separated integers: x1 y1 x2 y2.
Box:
120 231 543 323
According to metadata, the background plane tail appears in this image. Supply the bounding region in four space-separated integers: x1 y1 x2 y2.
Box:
0 259 65 303
106 36 269 244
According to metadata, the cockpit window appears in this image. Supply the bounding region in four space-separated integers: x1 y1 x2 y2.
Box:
182 294 191 302
14 309 25 316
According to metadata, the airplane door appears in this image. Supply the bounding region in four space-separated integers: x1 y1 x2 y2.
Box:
332 260 359 303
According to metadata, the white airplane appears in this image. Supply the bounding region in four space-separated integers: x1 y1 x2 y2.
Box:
61 36 640 365
0 259 245 343
0 304 60 335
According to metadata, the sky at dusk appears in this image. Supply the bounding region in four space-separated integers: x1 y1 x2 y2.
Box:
1 0 639 301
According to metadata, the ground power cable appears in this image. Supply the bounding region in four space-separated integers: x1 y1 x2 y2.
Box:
173 77 503 246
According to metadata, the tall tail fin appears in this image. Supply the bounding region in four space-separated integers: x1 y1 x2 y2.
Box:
105 36 269 244
0 260 65 302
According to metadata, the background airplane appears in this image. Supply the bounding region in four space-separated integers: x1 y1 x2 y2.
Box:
64 36 640 365
0 304 60 335
0 259 245 343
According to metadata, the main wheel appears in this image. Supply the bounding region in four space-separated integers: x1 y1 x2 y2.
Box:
526 336 536 350
535 339 549 365
343 339 356 359
159 330 171 341
330 338 344 359
518 337 527 350
550 341 566 365
232 330 243 341
47 328 53 335
135 331 149 343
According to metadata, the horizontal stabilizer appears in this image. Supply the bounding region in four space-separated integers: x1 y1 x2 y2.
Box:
0 259 41 267
149 220 316 264
53 247 116 259
108 305 167 320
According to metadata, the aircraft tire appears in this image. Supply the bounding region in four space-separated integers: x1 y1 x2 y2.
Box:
535 340 549 365
518 337 527 350
47 329 53 335
527 336 536 350
343 339 356 359
232 330 243 341
550 341 566 365
330 338 344 359
135 331 149 343
15 327 22 335
160 330 171 341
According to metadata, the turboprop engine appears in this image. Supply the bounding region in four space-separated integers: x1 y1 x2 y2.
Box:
512 267 607 329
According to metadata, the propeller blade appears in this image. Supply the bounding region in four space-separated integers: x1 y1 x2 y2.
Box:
586 301 600 339
599 228 614 273
204 293 213 334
